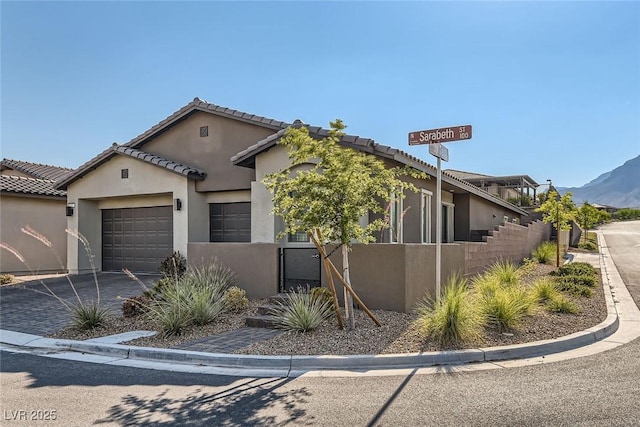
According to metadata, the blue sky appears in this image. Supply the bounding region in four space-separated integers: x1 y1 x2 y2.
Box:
1 1 639 188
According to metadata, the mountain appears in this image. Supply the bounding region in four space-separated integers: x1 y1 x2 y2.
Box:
557 155 640 208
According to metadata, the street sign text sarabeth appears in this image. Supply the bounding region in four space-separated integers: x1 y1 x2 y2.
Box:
408 125 472 145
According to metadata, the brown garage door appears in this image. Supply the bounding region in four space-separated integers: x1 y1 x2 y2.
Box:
102 206 173 273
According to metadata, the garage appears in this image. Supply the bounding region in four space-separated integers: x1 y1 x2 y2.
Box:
102 206 173 273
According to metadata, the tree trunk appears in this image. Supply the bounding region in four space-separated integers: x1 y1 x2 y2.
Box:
342 245 355 330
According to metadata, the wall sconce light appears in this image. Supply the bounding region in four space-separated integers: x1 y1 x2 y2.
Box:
66 202 75 217
175 198 182 211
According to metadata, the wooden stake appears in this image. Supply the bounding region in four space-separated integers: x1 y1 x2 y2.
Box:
309 234 381 327
309 230 344 329
325 257 382 327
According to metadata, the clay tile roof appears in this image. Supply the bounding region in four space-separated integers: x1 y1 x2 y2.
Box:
111 146 206 180
56 98 290 190
1 159 73 182
231 124 528 217
0 175 66 197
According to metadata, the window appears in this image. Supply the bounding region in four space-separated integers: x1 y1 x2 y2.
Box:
285 191 311 243
420 189 432 243
389 192 403 243
200 126 208 137
442 203 455 243
288 230 310 243
209 202 250 242
121 168 129 179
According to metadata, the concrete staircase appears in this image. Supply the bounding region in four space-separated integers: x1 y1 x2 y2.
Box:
245 293 288 329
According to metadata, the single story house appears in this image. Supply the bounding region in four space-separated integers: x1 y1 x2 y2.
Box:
53 98 543 310
0 159 72 274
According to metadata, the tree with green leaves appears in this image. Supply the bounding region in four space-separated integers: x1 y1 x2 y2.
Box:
576 202 600 244
536 190 576 267
263 120 423 330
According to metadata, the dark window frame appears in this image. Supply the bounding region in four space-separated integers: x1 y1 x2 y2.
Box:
209 202 251 242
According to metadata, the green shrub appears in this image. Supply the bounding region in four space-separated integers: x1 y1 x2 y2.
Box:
471 274 501 299
578 241 597 251
270 290 333 332
151 302 191 337
518 257 537 277
310 286 335 309
554 278 593 297
72 301 111 330
0 274 15 285
147 261 234 335
188 262 235 290
159 251 187 279
485 260 521 287
416 274 484 345
532 278 560 304
546 295 579 314
122 295 151 317
616 208 640 220
144 277 174 301
189 285 226 326
553 262 596 278
223 286 249 313
561 274 596 288
532 242 556 265
481 286 535 332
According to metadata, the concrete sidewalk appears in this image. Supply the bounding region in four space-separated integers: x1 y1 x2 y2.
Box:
2 233 639 378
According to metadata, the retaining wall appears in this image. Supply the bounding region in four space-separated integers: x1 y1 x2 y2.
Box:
463 220 552 276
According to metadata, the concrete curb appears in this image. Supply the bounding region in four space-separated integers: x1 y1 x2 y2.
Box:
0 241 625 376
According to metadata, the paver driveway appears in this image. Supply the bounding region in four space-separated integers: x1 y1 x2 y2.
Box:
0 273 158 335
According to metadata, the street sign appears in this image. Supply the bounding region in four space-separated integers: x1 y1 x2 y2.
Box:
408 125 472 145
429 143 449 162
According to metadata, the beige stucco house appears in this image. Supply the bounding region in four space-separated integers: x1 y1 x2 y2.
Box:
0 159 72 274
55 98 545 309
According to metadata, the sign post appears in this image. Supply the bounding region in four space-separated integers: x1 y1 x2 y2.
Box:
408 125 472 301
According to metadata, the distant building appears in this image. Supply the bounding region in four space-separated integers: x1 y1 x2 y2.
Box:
446 169 540 207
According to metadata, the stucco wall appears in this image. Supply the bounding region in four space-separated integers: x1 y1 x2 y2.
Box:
140 111 276 192
252 144 297 243
187 219 549 312
187 242 279 299
323 243 465 312
252 148 461 245
66 155 191 273
0 194 67 274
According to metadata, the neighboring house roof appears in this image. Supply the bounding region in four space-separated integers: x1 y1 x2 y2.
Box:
56 97 291 190
0 175 66 198
232 124 529 217
111 145 206 180
446 169 540 187
1 158 73 182
591 203 618 210
445 169 493 181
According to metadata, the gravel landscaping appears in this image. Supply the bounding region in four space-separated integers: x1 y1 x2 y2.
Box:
47 261 608 355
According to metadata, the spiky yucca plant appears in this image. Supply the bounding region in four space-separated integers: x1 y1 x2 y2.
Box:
270 290 333 332
72 301 111 330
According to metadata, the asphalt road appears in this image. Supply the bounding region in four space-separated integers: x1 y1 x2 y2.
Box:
1 221 639 426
